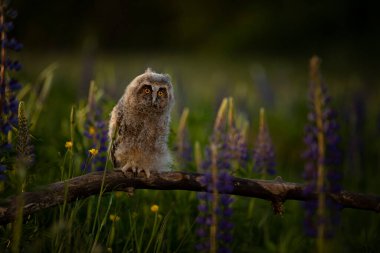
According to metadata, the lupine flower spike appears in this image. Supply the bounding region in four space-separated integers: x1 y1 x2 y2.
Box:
14 101 34 193
0 2 22 143
16 101 34 168
0 1 23 179
194 141 202 172
82 81 108 172
196 98 235 253
302 56 342 252
226 98 249 171
175 107 192 167
253 108 276 176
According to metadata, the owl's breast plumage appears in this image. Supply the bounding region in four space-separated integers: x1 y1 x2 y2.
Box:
112 112 169 169
109 69 173 171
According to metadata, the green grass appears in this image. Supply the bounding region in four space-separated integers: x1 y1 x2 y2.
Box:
1 53 379 252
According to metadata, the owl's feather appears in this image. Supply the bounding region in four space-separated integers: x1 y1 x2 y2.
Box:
108 69 174 175
109 99 125 168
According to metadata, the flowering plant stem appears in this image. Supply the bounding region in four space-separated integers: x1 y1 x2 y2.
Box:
311 58 326 253
11 195 23 253
210 144 219 253
90 124 114 249
90 165 109 236
0 1 5 118
144 212 159 253
68 106 75 178
90 194 113 253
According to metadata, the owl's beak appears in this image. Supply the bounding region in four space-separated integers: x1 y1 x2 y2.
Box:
151 93 157 105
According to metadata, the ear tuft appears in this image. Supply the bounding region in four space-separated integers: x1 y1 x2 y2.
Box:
145 68 153 73
164 74 171 80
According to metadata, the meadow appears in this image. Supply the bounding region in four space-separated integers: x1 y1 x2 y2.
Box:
0 48 379 253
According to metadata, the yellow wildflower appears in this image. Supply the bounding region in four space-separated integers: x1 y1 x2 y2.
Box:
115 191 124 198
65 141 73 149
109 214 120 222
150 204 159 213
89 126 96 136
89 148 98 156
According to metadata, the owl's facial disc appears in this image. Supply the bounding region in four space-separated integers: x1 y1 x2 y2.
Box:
138 84 169 112
151 87 158 104
153 86 169 111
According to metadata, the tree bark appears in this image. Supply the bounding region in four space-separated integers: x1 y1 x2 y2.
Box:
0 170 379 225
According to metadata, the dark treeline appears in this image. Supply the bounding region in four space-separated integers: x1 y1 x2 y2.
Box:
13 0 380 55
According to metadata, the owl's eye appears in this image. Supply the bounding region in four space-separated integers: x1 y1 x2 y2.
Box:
144 88 151 94
157 90 164 97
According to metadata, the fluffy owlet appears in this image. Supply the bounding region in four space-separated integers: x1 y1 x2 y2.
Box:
108 69 174 177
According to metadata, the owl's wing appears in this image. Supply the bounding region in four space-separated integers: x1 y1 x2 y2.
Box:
109 101 124 168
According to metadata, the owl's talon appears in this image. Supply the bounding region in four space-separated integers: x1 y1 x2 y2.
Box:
131 167 138 177
137 168 151 178
121 166 136 177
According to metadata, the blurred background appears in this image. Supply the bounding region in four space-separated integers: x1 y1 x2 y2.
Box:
11 0 380 206
12 0 380 175
14 0 380 57
13 0 380 108
4 0 380 251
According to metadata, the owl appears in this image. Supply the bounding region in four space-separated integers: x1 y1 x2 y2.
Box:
108 68 174 178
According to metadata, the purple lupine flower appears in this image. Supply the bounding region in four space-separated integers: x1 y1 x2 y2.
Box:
82 82 108 172
225 98 249 169
0 164 7 181
196 98 240 253
302 56 342 241
0 3 23 179
226 125 249 169
253 108 276 175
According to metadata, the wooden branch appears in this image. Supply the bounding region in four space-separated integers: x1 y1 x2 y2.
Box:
0 170 379 225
